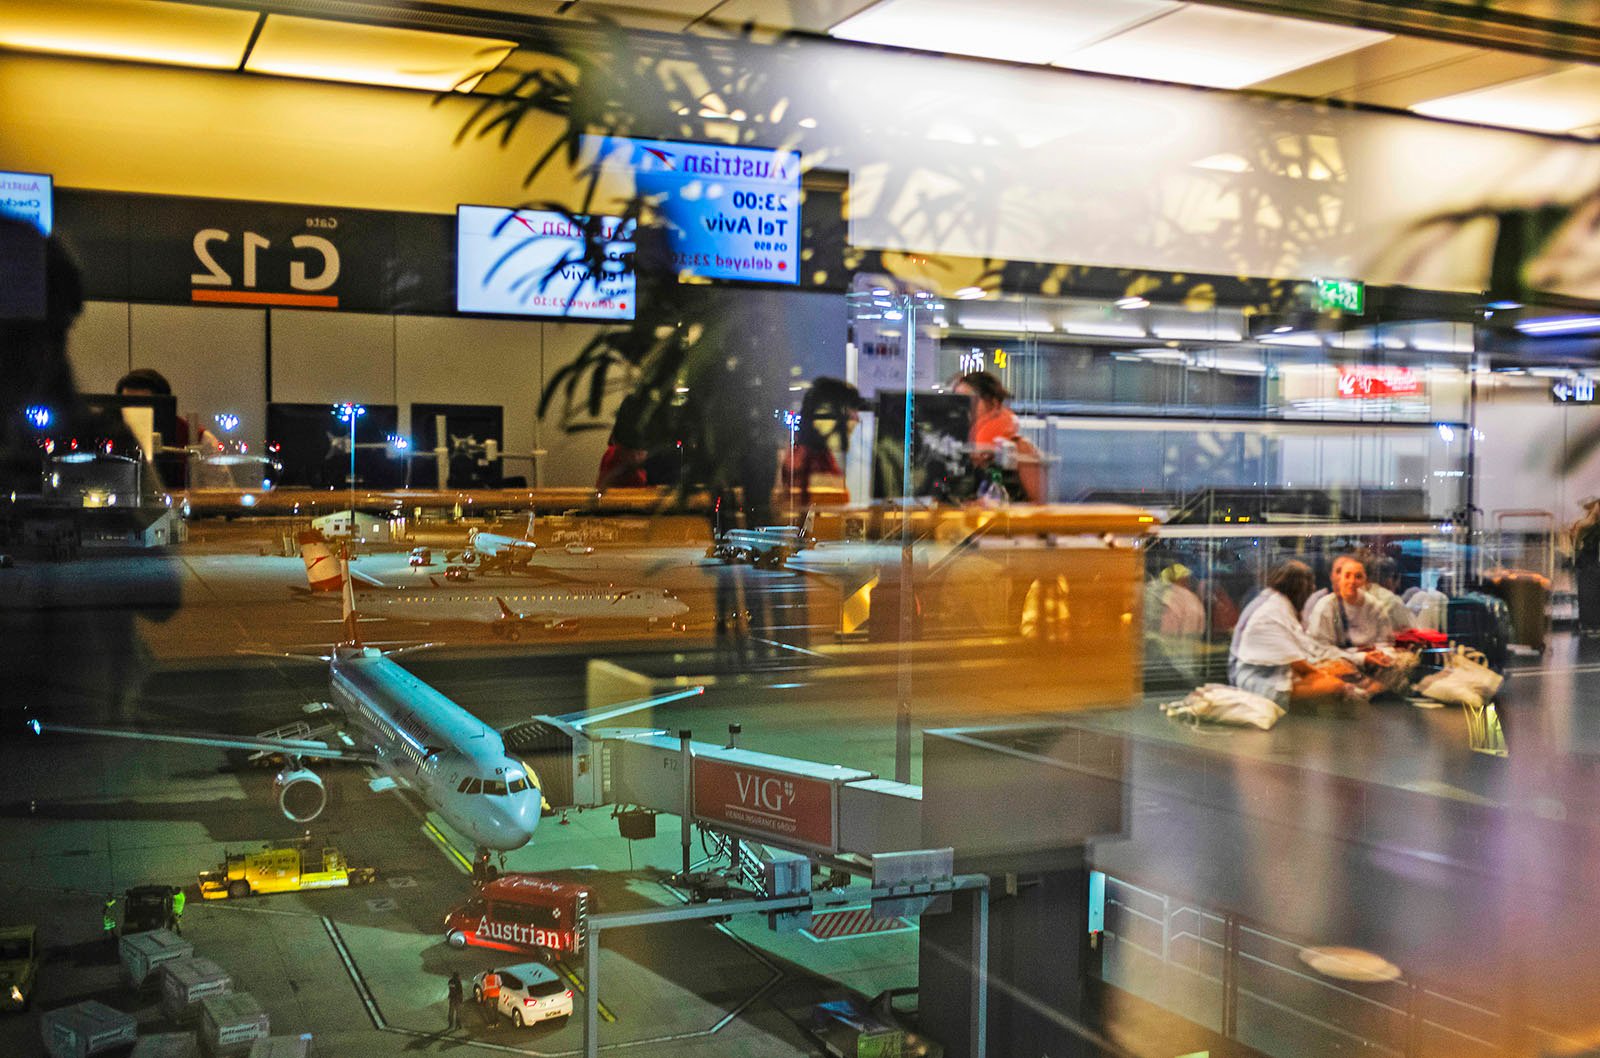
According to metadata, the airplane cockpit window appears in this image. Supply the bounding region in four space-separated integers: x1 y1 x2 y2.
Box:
458 778 481 794
507 776 529 793
482 779 508 796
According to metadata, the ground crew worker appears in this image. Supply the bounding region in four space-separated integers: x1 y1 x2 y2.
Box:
446 971 464 1030
102 894 117 943
170 888 186 934
480 969 501 1027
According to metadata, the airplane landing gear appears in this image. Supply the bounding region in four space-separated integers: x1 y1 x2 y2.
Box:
471 848 500 886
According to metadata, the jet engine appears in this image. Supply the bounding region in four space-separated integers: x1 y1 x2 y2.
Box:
274 767 327 823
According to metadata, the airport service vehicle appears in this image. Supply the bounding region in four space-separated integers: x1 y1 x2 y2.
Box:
563 542 594 556
123 884 181 934
198 840 375 900
472 962 573 1028
408 547 432 567
0 925 38 1011
444 874 591 957
444 566 472 582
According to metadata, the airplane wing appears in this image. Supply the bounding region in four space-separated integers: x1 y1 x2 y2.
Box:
31 720 377 763
546 686 706 730
348 566 388 588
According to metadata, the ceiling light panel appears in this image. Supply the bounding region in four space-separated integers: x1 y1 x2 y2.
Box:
0 0 257 70
831 0 1179 67
1053 5 1390 90
1410 64 1600 135
245 15 516 92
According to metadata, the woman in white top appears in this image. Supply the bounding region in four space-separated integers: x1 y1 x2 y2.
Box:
1230 560 1387 707
1306 554 1412 650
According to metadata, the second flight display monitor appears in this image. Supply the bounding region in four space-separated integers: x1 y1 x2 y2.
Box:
456 206 636 320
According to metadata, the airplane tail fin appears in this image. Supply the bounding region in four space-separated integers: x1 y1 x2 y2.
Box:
525 511 537 541
800 506 816 541
340 551 363 647
297 530 345 592
495 597 514 618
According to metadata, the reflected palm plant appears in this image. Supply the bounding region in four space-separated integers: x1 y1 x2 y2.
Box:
451 5 1050 519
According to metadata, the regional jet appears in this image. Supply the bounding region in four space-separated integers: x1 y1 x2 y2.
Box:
33 554 700 877
297 531 689 636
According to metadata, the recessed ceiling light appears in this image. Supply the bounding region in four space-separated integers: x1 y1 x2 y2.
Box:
0 0 257 69
245 15 515 92
1517 315 1600 336
1411 65 1600 135
953 287 987 300
831 0 1179 67
1115 296 1150 309
1192 153 1252 173
1053 5 1388 90
1062 321 1147 338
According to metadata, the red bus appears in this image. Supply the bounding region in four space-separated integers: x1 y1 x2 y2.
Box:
444 874 592 956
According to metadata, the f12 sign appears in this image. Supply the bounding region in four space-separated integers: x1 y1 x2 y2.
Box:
456 205 635 320
693 758 836 852
1338 365 1422 398
586 135 800 285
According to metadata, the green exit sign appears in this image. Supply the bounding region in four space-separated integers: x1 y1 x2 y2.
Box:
1315 277 1365 315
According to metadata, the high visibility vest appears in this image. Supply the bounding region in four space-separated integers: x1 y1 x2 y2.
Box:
172 891 186 916
482 974 500 999
102 903 117 932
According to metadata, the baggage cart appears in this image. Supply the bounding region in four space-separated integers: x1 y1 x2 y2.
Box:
199 993 270 1058
248 1037 312 1058
1485 567 1551 651
121 928 193 987
131 1033 203 1058
160 956 233 1022
41 1000 138 1058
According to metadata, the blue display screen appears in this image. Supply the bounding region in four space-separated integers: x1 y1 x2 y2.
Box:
455 205 635 320
0 171 52 235
586 136 800 285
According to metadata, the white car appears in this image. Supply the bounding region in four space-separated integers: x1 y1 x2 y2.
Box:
472 962 573 1027
563 542 595 556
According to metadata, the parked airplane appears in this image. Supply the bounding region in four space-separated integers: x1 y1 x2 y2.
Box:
296 531 689 636
459 514 540 573
33 552 701 877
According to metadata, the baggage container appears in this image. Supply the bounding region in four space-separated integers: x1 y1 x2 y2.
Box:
40 1000 138 1058
160 956 233 1021
248 1037 312 1058
121 928 193 987
199 993 270 1057
131 1033 203 1058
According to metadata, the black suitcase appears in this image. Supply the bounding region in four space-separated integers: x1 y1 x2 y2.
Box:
1447 592 1513 671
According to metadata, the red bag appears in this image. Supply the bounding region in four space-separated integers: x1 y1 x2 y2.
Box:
1395 628 1448 650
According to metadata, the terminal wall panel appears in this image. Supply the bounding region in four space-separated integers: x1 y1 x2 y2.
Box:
269 309 393 406
67 301 132 393
539 322 624 489
394 314 540 462
130 304 266 448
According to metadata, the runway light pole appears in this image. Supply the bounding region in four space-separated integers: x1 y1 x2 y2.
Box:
333 403 365 533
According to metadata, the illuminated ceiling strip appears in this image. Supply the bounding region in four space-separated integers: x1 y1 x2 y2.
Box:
244 15 516 93
1410 65 1600 135
0 0 257 69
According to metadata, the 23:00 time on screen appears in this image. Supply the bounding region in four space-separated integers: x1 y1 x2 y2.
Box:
730 191 790 212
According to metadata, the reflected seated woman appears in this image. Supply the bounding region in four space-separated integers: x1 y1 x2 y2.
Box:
1230 560 1389 707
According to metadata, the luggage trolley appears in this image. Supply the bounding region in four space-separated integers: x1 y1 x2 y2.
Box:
1487 509 1555 653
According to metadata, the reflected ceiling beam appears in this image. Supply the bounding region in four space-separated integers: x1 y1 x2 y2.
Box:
1186 0 1600 64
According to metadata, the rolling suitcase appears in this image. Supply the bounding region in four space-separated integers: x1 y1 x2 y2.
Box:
1446 592 1513 671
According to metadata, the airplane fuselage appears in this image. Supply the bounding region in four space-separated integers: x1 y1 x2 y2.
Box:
355 586 688 625
329 647 539 851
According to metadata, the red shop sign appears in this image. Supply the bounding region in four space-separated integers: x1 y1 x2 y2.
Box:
693 757 837 852
1338 366 1422 398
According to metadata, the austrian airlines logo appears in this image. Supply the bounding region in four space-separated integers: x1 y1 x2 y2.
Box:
641 146 677 169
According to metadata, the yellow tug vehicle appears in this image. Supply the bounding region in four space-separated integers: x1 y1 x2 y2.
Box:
199 840 375 900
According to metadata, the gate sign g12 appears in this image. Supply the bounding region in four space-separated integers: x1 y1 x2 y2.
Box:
587 136 801 285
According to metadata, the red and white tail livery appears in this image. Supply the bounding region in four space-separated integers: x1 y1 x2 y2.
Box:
297 530 345 592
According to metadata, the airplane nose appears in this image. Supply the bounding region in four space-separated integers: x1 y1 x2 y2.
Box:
499 793 541 848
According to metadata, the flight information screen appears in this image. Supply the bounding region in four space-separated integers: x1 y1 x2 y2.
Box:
584 136 801 285
455 205 635 320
